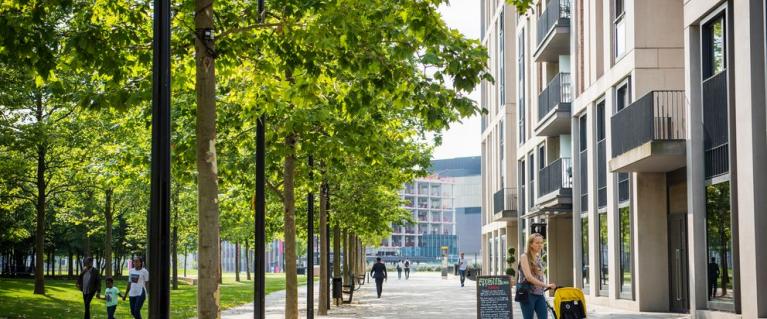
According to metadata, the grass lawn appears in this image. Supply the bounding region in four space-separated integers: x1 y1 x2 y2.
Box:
0 273 306 319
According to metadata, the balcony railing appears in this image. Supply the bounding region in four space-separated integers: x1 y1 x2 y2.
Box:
493 188 518 214
538 73 572 121
537 0 571 47
702 72 729 179
539 158 573 197
611 91 686 157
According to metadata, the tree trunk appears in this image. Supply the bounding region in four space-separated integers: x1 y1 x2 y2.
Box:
172 193 179 290
245 241 251 281
318 182 328 315
343 230 351 286
184 246 188 278
195 0 221 314
33 94 46 295
104 189 113 278
68 250 73 277
235 241 241 282
84 191 93 258
720 232 729 296
219 239 223 284
282 134 299 319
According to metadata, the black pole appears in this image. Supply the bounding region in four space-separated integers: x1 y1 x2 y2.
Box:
255 117 266 319
307 156 314 318
149 0 171 316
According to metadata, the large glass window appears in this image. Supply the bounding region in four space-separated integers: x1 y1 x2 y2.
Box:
518 30 526 143
529 153 535 207
614 0 626 58
579 115 588 212
619 206 633 299
498 11 505 110
706 181 735 310
599 212 609 295
500 120 505 188
418 182 429 195
597 101 607 208
704 16 726 78
581 214 590 293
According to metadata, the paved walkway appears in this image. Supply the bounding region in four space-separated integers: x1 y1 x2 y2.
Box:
220 272 691 319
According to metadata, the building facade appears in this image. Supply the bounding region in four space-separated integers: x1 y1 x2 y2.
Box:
375 174 457 262
480 0 767 317
432 157 483 263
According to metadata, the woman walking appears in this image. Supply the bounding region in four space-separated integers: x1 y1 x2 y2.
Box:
123 256 149 319
517 233 556 319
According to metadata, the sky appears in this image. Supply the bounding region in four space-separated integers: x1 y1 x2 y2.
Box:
431 0 482 160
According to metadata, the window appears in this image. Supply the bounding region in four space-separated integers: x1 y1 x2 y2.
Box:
579 114 588 212
703 15 726 78
599 212 609 295
618 172 630 203
614 0 626 59
706 181 735 310
619 205 633 299
582 214 590 293
597 101 607 208
538 144 546 170
579 115 588 152
498 10 505 111
500 120 505 188
616 80 630 112
520 160 526 212
518 30 526 143
529 153 535 207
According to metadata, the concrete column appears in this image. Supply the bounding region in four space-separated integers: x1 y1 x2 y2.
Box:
481 233 488 275
572 116 584 288
587 103 599 299
684 21 709 315
548 217 574 288
732 1 767 317
634 173 670 312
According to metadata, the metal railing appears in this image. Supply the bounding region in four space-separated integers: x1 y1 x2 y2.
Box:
539 158 573 197
702 72 729 179
493 188 518 214
611 90 686 158
537 0 571 46
538 73 572 121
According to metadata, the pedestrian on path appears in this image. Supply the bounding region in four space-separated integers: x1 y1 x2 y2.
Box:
458 252 468 287
708 257 720 299
98 277 125 319
403 259 411 279
370 257 388 298
517 233 556 319
76 257 101 319
396 260 403 279
123 256 149 319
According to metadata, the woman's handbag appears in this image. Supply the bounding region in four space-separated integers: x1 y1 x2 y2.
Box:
514 282 531 302
514 263 530 302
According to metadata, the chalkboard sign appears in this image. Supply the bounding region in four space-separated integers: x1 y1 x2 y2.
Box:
476 275 513 319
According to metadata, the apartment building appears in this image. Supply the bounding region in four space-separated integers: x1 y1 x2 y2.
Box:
480 0 520 277
373 175 457 262
480 0 766 317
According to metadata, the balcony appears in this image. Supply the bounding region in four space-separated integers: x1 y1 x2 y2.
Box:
492 188 518 221
534 0 571 62
610 91 686 172
702 72 729 179
530 158 572 217
535 73 572 136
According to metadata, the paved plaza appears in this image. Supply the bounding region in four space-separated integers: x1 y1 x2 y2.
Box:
219 271 692 319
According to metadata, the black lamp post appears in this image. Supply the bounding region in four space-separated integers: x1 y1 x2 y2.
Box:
149 0 171 317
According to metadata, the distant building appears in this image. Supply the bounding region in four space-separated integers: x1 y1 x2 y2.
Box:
371 156 481 263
